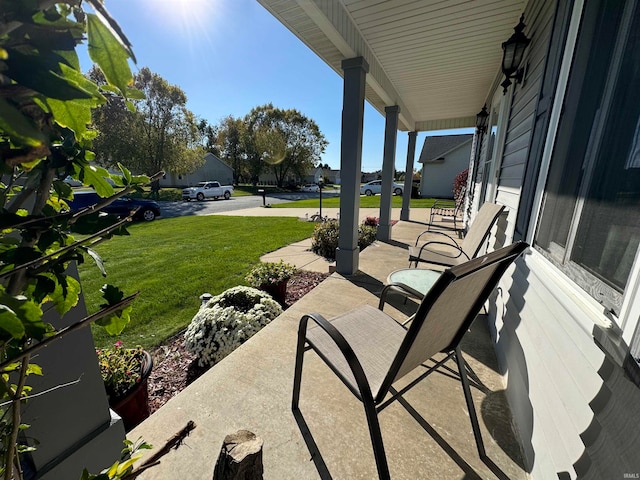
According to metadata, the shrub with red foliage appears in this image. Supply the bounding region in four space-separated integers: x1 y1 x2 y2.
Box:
453 169 468 207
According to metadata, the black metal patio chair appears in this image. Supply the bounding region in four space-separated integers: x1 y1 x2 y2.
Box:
292 241 528 479
408 202 505 268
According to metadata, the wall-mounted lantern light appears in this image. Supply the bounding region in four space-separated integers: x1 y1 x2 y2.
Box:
501 14 531 94
476 105 489 134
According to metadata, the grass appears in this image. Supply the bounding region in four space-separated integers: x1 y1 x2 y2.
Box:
271 196 452 209
78 216 316 350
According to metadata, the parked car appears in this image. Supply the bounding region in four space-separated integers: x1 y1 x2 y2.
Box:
300 184 320 192
360 180 404 196
182 181 234 201
66 191 161 221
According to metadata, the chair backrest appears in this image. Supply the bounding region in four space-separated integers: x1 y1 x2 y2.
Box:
377 241 528 401
460 202 505 258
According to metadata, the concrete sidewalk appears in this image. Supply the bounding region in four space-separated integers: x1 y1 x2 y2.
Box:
218 207 430 273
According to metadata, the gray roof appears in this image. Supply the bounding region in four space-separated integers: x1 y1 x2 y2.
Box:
418 135 473 163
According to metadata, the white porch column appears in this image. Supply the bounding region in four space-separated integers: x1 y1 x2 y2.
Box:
336 57 369 275
377 105 399 241
400 131 417 221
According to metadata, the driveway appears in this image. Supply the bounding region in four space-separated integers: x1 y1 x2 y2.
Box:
158 191 340 219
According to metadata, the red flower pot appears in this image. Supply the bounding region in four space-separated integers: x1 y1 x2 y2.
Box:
259 280 288 307
109 350 153 431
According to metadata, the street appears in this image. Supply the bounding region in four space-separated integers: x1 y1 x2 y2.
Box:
157 191 340 219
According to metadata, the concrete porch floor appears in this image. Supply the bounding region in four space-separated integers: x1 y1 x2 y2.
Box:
130 211 527 479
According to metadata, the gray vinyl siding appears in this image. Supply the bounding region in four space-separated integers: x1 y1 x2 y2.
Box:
494 0 555 226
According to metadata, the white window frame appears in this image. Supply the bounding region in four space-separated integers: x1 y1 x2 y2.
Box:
479 88 511 204
527 0 640 337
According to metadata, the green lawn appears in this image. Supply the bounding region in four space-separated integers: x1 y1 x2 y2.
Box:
271 196 452 209
79 216 315 350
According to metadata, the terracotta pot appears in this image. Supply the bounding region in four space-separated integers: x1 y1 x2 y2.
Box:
260 280 288 307
109 350 153 431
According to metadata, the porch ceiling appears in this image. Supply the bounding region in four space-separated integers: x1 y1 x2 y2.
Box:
258 0 527 131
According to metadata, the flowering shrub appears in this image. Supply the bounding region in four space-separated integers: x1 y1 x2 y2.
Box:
311 220 378 259
453 169 468 208
363 216 379 227
96 342 146 400
184 286 283 367
310 220 340 258
245 260 297 287
358 225 378 250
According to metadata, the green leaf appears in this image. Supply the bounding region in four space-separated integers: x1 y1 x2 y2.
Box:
4 49 94 101
100 284 124 305
125 87 145 100
83 247 107 277
80 165 115 197
48 97 94 140
117 163 132 185
96 304 132 336
0 98 47 147
53 179 74 199
26 364 43 376
95 284 131 336
31 274 58 304
87 14 133 98
51 274 80 316
0 306 26 340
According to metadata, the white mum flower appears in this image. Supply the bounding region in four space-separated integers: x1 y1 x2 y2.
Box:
184 286 283 367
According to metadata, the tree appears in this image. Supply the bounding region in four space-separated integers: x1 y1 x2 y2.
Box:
92 67 205 191
245 105 327 188
0 2 153 478
216 115 246 184
197 119 219 156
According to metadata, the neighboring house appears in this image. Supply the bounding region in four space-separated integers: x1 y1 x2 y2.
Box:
361 172 380 183
418 134 472 198
159 152 233 188
304 167 341 185
260 0 640 478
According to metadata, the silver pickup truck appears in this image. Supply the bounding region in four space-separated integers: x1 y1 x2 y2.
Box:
182 181 234 201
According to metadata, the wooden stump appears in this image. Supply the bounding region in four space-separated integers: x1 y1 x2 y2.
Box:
212 430 264 480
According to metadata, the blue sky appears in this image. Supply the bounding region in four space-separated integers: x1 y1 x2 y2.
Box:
84 0 471 172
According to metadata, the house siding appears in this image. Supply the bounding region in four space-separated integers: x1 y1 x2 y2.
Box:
419 142 472 198
482 0 640 478
159 153 233 188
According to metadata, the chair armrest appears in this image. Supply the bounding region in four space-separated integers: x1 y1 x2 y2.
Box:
379 282 423 310
299 313 374 401
416 240 470 261
414 230 461 247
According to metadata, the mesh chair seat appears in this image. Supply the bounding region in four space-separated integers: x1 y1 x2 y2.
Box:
306 305 406 399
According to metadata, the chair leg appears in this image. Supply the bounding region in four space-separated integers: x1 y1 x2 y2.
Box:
292 328 307 411
363 398 391 480
454 346 486 458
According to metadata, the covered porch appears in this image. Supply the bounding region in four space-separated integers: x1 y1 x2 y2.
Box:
254 0 527 275
130 215 526 479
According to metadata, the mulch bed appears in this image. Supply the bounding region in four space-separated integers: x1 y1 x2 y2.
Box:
147 270 330 413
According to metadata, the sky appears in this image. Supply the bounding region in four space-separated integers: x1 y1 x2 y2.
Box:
82 0 472 172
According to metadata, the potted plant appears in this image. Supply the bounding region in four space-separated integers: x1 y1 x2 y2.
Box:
96 342 153 431
245 260 297 306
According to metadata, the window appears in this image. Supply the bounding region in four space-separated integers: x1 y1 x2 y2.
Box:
479 88 508 204
535 0 640 314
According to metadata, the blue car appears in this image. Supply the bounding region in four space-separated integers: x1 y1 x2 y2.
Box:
67 191 161 222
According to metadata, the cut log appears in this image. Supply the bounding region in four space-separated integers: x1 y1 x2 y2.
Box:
212 430 263 480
